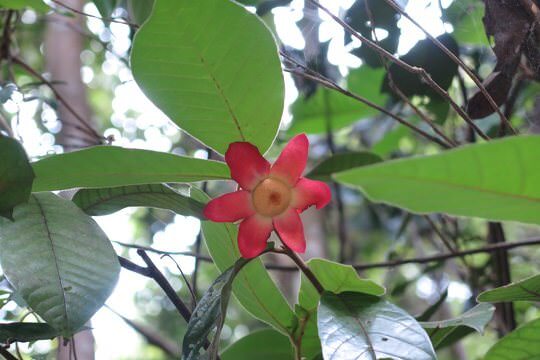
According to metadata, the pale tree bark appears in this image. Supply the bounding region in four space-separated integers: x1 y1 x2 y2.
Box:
44 0 97 358
45 0 98 150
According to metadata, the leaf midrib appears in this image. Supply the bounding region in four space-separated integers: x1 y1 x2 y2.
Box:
33 195 69 331
342 172 540 203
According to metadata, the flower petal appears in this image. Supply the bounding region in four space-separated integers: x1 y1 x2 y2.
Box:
225 142 270 190
203 190 254 222
238 215 273 258
292 177 332 212
270 134 309 186
273 209 306 253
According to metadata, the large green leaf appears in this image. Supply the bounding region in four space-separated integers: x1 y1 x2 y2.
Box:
220 329 294 360
306 152 382 182
484 318 540 360
0 193 120 336
0 136 35 220
478 274 540 303
31 146 229 192
192 188 296 335
289 67 387 135
420 303 495 348
72 184 205 218
335 136 540 225
131 0 284 154
318 292 436 360
0 323 59 343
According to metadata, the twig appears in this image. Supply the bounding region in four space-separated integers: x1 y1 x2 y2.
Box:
0 347 17 360
160 254 197 308
380 0 517 134
363 1 457 147
114 241 213 261
284 66 453 148
306 0 491 141
136 250 193 322
273 244 324 294
49 0 139 29
121 237 540 272
11 57 103 141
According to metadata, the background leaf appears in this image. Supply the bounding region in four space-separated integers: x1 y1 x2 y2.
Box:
318 292 436 360
335 136 540 225
192 188 296 335
484 318 540 360
289 67 387 135
131 0 284 154
220 329 294 360
307 152 382 182
420 303 495 348
0 323 59 343
32 146 229 192
0 193 120 336
72 184 205 218
478 274 540 302
0 136 35 220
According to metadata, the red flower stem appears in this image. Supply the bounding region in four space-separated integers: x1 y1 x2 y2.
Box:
273 243 325 295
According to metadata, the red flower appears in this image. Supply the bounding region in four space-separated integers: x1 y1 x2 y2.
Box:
204 134 331 258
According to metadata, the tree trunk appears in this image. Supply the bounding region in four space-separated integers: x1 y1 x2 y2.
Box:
45 0 98 358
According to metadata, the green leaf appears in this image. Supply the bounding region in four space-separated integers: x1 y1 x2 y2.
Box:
289 67 387 135
484 318 540 360
72 184 205 218
127 0 154 25
0 323 59 343
0 0 48 11
192 188 296 335
478 274 540 303
220 329 294 360
307 152 382 182
183 260 247 360
297 260 385 359
31 146 229 192
93 0 118 18
0 193 120 336
318 292 436 360
335 136 540 225
420 303 494 348
299 259 385 311
0 136 35 220
444 1 489 46
131 0 284 154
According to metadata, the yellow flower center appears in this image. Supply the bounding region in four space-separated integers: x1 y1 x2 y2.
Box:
252 178 292 217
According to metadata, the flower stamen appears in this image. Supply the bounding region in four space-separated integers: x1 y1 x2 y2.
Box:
252 178 291 217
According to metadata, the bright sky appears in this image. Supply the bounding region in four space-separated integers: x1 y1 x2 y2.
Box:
2 1 462 358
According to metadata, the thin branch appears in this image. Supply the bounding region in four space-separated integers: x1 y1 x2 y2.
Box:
274 246 325 294
0 347 18 360
49 0 139 29
120 237 540 272
12 57 103 141
284 66 453 148
381 0 517 134
136 250 193 322
306 0 490 141
114 241 213 261
363 1 457 147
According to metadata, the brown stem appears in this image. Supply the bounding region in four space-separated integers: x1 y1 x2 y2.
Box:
381 0 517 134
274 245 325 294
0 347 17 360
